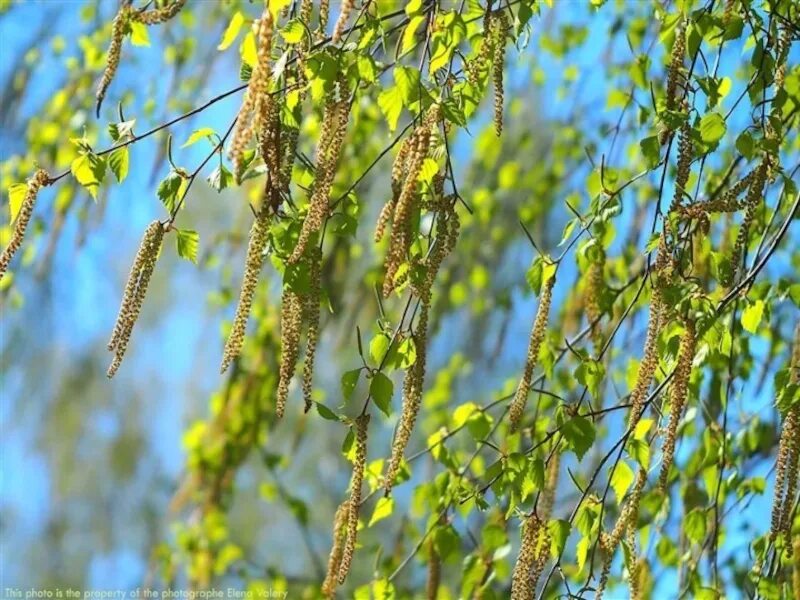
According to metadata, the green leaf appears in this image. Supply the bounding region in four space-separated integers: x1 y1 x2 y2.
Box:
182 128 216 148
418 158 439 185
7 183 27 223
639 135 660 169
562 416 596 459
218 11 245 51
71 153 106 200
735 131 755 159
175 229 199 263
108 147 129 183
129 21 150 47
368 496 394 526
207 164 232 192
341 368 361 401
396 337 417 369
699 112 726 144
369 333 391 365
281 19 306 44
394 66 422 106
157 170 184 212
610 461 634 504
377 85 403 131
369 372 394 417
240 30 258 68
548 520 571 559
315 401 339 421
741 300 764 334
685 508 707 544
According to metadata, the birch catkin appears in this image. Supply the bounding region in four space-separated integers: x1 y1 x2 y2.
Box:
331 0 355 44
0 168 49 279
96 5 131 116
770 324 800 544
220 211 271 373
277 288 303 418
132 0 186 25
229 9 275 179
338 414 369 584
511 515 550 600
491 11 509 137
107 220 164 378
658 319 696 491
302 247 322 412
728 159 768 287
426 537 441 600
322 500 349 598
509 273 555 432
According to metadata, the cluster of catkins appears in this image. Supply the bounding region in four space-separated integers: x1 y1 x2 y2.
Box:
769 324 800 551
96 0 186 115
377 104 441 297
508 272 556 432
323 413 369 595
107 220 164 377
658 318 697 490
384 200 460 496
290 75 351 263
510 515 552 600
276 247 323 417
0 168 50 279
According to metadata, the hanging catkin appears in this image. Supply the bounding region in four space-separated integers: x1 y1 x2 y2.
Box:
338 413 370 584
290 76 351 263
276 287 303 417
626 282 664 431
384 204 458 495
131 0 186 25
658 319 696 491
466 13 495 88
595 467 648 600
511 515 550 600
322 499 349 598
319 0 330 37
426 537 441 600
585 250 605 353
0 169 49 279
727 159 768 287
491 11 509 136
107 220 164 378
220 211 271 373
96 5 132 116
302 246 323 412
660 18 686 143
331 0 355 44
229 9 275 180
509 273 555 432
770 324 800 544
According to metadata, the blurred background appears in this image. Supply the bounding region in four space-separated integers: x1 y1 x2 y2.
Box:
1 0 798 597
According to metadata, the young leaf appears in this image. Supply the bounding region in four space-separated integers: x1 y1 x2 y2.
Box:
175 229 199 264
108 147 129 183
218 11 245 51
182 128 216 148
341 368 361 401
7 183 27 223
369 372 394 417
368 496 394 527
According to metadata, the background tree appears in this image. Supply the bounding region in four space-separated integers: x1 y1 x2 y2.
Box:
1 0 798 598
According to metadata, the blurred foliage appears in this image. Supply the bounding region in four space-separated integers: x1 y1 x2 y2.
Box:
1 0 799 598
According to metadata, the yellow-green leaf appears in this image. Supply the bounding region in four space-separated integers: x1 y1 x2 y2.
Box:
368 496 394 527
741 300 764 334
611 460 634 504
7 183 27 223
175 228 199 264
108 147 129 183
240 30 258 68
218 11 245 51
182 127 216 148
129 21 150 47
